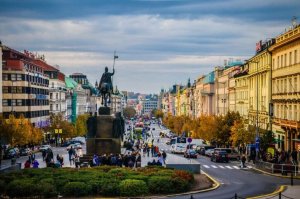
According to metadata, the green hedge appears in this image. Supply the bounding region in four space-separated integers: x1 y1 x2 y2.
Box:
0 166 194 197
120 179 148 197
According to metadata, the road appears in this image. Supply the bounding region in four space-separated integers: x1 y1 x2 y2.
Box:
147 122 300 199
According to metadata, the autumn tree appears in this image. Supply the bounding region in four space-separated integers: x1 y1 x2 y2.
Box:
230 119 254 147
153 109 164 119
75 114 89 137
123 107 136 119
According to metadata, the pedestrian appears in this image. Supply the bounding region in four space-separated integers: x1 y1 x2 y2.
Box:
42 150 46 161
32 159 39 168
24 160 31 168
136 153 141 168
45 148 53 167
151 145 154 157
157 153 164 166
291 148 298 165
68 146 75 166
241 155 246 168
162 150 167 164
75 154 80 168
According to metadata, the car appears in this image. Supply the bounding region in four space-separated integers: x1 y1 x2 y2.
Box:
197 146 216 155
205 149 215 157
184 149 198 158
70 140 84 145
20 148 31 156
214 148 240 160
39 145 51 152
66 143 82 150
61 141 72 147
211 151 229 163
152 128 155 130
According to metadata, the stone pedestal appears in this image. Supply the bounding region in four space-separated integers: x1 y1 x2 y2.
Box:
85 109 121 156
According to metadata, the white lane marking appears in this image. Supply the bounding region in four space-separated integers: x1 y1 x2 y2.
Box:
203 165 210 168
211 165 218 168
218 165 225 169
233 166 240 169
225 166 233 169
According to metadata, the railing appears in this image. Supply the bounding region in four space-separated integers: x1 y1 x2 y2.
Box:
255 161 299 176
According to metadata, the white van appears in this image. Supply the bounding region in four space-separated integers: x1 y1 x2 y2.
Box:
170 137 187 154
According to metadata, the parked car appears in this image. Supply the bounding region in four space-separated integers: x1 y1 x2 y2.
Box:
184 149 198 158
211 151 229 163
152 128 155 130
20 148 31 156
66 143 82 150
214 148 240 160
205 149 215 157
70 140 84 145
197 146 216 155
39 145 51 152
61 141 72 147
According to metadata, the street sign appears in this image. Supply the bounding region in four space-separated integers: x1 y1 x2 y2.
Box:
187 137 192 143
255 137 260 151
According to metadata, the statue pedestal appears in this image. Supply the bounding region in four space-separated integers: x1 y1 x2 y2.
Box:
85 110 121 156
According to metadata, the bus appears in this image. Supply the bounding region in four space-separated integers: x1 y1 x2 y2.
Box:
170 137 187 154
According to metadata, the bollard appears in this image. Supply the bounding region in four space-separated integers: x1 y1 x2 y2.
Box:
291 172 294 186
279 192 281 199
190 194 194 199
235 193 237 199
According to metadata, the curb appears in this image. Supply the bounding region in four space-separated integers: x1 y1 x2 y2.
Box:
152 170 221 198
246 185 286 199
252 167 300 179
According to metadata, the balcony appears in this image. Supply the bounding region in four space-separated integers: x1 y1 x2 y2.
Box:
273 118 300 129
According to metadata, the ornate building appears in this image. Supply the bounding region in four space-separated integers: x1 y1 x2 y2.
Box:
270 23 300 151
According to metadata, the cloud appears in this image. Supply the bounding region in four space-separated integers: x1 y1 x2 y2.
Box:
0 0 297 93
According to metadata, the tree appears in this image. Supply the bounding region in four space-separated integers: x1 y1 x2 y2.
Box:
75 114 89 137
230 119 255 147
153 109 164 119
123 107 136 119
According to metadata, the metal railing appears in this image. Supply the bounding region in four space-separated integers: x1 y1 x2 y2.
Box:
255 161 299 176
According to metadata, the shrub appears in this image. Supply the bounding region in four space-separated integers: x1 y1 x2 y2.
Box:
0 180 5 194
63 182 91 197
98 179 120 196
37 182 57 198
54 177 69 192
120 179 148 197
127 174 148 183
148 176 173 194
6 180 38 198
171 177 190 193
172 170 194 183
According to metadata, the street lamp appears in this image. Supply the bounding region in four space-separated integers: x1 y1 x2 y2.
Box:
246 59 260 162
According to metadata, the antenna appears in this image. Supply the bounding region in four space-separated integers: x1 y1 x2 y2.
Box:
292 16 297 27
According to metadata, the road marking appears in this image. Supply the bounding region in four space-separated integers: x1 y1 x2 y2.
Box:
233 166 240 169
203 165 210 168
211 165 218 168
218 165 225 169
225 166 233 169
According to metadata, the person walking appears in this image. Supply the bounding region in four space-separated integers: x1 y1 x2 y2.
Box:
68 146 75 166
241 155 246 168
162 150 167 164
32 159 39 168
42 149 46 161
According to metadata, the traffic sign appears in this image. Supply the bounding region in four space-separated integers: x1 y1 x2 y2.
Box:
187 137 192 143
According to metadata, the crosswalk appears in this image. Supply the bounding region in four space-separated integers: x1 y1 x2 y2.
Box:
202 164 252 170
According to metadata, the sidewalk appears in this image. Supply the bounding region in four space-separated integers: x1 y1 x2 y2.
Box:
252 185 300 199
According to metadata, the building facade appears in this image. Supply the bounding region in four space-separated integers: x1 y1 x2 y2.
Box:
270 24 300 151
2 46 50 127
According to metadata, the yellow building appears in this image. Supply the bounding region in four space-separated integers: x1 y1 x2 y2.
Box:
234 64 249 119
270 23 300 151
247 39 274 140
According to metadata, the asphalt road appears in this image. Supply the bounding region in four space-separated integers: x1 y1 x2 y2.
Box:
148 123 300 199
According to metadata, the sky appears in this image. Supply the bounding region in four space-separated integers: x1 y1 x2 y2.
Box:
0 0 299 94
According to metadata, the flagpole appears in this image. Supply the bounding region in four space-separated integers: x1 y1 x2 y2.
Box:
112 51 118 93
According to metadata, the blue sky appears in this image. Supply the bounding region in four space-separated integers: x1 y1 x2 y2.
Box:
0 0 299 93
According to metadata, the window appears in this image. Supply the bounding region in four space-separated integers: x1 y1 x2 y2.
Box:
50 93 53 99
56 104 59 110
281 55 283 67
3 74 8 80
277 56 279 69
289 52 292 65
17 99 22 106
11 99 16 106
11 86 17 93
284 54 287 67
50 104 53 111
289 105 292 120
17 74 22 81
294 105 297 121
17 87 22 93
284 79 287 93
2 99 8 106
3 86 9 93
11 74 16 81
295 76 298 92
56 93 58 100
295 50 298 64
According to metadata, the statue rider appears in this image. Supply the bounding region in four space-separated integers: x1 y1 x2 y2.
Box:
98 66 115 104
